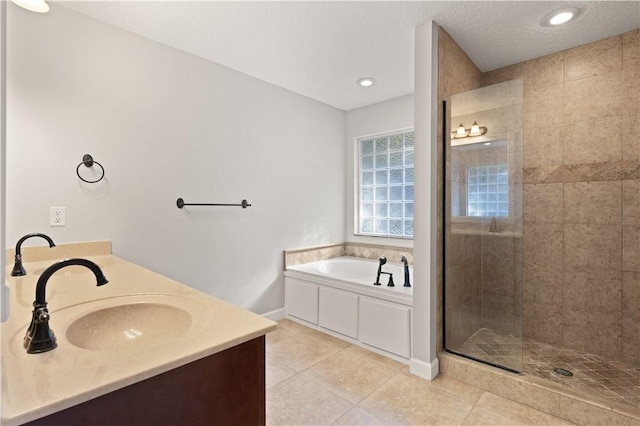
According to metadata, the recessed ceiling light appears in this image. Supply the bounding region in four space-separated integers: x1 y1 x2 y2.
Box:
357 78 375 87
541 7 581 27
10 0 49 13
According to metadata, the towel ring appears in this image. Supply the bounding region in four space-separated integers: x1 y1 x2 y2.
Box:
76 154 105 184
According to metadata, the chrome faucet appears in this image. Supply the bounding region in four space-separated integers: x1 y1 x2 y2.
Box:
24 258 108 354
401 255 411 287
11 233 56 276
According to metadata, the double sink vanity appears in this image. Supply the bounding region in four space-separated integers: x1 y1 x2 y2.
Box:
2 241 276 425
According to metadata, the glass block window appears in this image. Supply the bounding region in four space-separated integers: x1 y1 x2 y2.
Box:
467 164 508 217
358 130 414 238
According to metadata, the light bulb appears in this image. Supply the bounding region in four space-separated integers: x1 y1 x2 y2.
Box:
357 78 375 87
11 0 49 13
549 11 574 25
469 121 482 137
541 7 580 27
455 124 467 138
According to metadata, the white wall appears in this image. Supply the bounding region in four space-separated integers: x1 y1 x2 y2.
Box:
411 21 439 380
345 94 414 248
1 1 7 322
6 4 346 315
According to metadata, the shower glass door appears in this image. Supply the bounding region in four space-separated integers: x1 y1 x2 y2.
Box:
443 80 524 373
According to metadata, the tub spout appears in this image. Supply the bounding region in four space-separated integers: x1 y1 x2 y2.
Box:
24 258 108 354
401 255 411 287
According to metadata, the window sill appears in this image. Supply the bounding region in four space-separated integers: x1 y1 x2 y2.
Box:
353 233 413 241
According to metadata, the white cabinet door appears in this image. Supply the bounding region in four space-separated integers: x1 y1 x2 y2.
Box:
359 297 411 358
318 287 359 338
285 278 318 324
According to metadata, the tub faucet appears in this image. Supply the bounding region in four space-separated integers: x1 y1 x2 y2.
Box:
401 255 411 287
24 258 108 354
374 257 387 286
380 272 394 287
11 233 56 276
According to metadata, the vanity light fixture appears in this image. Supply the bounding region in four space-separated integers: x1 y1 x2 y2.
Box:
541 7 580 27
11 0 49 13
452 121 488 139
357 78 375 87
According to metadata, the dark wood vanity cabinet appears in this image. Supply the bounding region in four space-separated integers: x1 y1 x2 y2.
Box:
26 336 266 426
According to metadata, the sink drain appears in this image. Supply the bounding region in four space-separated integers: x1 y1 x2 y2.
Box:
553 368 573 377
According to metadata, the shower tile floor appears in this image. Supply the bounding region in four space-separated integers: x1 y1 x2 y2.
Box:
456 328 640 409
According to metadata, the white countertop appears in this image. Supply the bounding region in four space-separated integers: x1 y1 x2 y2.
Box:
2 247 276 425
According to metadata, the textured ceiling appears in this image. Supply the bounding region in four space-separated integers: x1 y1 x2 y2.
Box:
57 1 640 111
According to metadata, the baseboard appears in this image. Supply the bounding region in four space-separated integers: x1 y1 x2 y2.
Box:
410 357 439 381
262 308 285 322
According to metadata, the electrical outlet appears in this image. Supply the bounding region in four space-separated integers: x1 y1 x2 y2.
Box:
49 207 66 227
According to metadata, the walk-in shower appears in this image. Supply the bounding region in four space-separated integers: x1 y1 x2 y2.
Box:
443 80 639 410
444 80 524 374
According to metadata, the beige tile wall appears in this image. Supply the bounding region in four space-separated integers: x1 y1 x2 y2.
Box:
445 233 482 349
284 243 346 269
438 28 484 352
344 243 413 264
480 235 521 337
479 29 640 366
283 243 413 270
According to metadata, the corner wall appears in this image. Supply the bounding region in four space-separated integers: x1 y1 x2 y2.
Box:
6 4 346 315
411 21 439 380
0 1 7 323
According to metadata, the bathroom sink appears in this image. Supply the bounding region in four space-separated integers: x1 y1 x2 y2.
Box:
66 302 192 351
9 294 209 360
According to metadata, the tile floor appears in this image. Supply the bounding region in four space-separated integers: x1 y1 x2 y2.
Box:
266 319 575 425
457 328 640 409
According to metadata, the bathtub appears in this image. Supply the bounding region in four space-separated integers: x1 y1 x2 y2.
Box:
285 256 413 306
284 256 413 360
